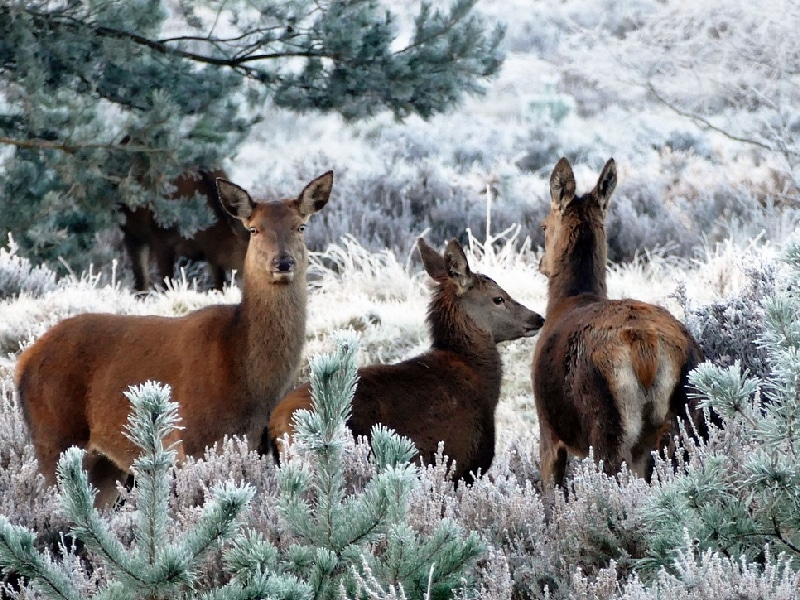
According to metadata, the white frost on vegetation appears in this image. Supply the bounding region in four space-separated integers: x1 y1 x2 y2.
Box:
0 232 772 450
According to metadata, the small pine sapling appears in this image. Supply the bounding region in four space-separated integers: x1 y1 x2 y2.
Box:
0 381 254 599
641 234 800 573
272 331 484 600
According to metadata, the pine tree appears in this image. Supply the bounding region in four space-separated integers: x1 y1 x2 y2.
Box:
0 381 255 599
0 0 505 274
228 331 484 600
640 234 800 573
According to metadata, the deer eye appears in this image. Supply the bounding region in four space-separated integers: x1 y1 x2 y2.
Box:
297 224 307 234
492 296 505 305
249 227 258 235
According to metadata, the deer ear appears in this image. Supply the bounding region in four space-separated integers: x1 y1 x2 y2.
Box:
593 158 617 214
418 238 447 281
444 239 474 294
216 179 255 220
550 157 577 212
297 170 333 217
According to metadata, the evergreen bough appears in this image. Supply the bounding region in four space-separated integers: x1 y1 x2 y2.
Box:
0 0 505 275
272 331 484 600
641 234 800 573
0 381 255 600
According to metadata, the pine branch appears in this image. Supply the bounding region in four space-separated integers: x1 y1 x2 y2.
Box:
0 518 80 600
0 136 166 155
94 24 330 68
771 512 800 555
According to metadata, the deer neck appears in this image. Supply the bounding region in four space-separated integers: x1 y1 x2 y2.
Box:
547 221 608 312
237 273 308 398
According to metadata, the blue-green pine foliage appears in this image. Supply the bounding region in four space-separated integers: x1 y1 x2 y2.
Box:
0 0 504 275
266 331 483 599
640 234 800 574
0 381 254 600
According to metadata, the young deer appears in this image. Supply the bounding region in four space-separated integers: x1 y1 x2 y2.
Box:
16 171 333 506
532 157 705 490
121 168 249 292
269 238 545 483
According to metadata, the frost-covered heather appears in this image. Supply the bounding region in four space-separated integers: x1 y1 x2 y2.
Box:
1 232 798 599
217 0 798 270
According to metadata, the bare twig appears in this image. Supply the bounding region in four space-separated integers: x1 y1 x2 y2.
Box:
0 136 167 154
646 81 773 152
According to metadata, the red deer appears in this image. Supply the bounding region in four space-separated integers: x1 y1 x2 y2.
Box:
16 171 334 506
269 238 545 483
120 168 249 292
532 157 705 490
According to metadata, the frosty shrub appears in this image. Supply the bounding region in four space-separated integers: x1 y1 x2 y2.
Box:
680 258 775 381
0 381 61 539
0 236 58 299
0 381 255 599
514 120 562 175
640 234 800 573
302 156 543 258
603 167 698 263
444 450 652 600
572 536 800 600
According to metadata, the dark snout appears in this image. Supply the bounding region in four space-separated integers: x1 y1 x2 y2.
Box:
273 254 295 273
271 253 296 282
493 303 546 343
524 311 545 337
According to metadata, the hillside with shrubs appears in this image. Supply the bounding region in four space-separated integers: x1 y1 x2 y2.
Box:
1 0 799 598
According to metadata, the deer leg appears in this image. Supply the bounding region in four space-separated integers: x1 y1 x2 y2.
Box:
83 451 127 509
155 247 176 289
32 444 62 489
539 420 568 489
595 441 626 480
163 431 187 464
25 410 88 489
587 388 627 478
631 418 669 482
208 263 227 291
124 239 151 292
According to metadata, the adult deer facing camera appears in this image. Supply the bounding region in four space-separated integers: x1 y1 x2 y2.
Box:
532 157 705 490
16 171 333 506
270 238 545 484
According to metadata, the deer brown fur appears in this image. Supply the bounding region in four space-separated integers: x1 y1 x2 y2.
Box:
120 168 249 291
532 157 705 490
16 171 334 506
269 238 545 483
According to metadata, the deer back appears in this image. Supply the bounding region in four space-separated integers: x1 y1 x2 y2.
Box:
532 157 704 488
121 168 249 291
270 238 544 483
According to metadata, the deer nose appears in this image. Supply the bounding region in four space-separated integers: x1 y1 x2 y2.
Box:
273 254 295 272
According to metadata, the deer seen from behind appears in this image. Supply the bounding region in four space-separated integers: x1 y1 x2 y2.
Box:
16 171 334 506
269 238 545 483
120 168 250 292
532 157 706 492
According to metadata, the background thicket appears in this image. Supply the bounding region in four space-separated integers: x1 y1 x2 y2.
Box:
1 0 799 597
0 0 503 275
